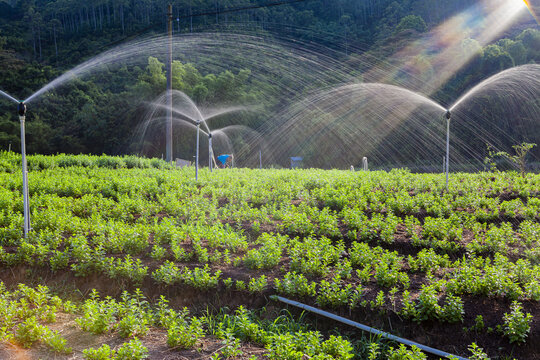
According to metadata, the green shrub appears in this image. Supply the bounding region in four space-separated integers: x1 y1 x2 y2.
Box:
167 317 204 349
15 316 44 348
115 338 148 360
83 344 116 360
502 301 532 344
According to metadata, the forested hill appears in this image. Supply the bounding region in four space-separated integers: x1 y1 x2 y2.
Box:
2 0 537 70
0 0 539 165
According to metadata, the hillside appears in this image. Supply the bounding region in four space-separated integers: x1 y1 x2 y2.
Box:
0 0 539 166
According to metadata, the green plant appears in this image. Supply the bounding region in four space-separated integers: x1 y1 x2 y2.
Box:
316 275 352 308
167 317 205 349
235 280 246 291
441 294 464 323
468 343 490 360
117 313 150 338
387 344 427 360
274 272 317 298
14 316 44 348
115 338 149 360
321 335 354 359
370 291 386 313
106 255 148 285
152 261 182 285
400 290 416 319
471 315 485 332
150 245 167 260
348 285 364 310
502 301 532 344
217 331 243 358
367 342 381 360
42 328 72 354
244 233 287 270
76 290 117 334
181 265 221 290
415 285 441 322
248 275 268 293
494 142 537 177
83 344 116 360
223 277 234 289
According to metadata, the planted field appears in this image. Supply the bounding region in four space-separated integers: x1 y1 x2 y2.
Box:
0 153 539 359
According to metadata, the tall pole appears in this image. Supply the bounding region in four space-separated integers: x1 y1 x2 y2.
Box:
442 156 445 174
166 4 173 163
445 110 451 191
209 133 213 173
259 149 262 169
18 102 30 237
196 121 200 180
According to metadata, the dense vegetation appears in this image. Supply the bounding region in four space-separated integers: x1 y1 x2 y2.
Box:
0 0 539 164
1 152 539 358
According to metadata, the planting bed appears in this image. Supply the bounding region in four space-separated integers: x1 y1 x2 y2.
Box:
0 152 539 359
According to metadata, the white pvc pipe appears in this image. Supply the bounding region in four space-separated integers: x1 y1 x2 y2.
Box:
446 116 450 191
20 115 30 237
272 296 468 360
196 121 200 180
209 135 213 173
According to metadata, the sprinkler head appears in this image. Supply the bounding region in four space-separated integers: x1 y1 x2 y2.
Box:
445 110 451 120
18 102 26 117
208 133 212 139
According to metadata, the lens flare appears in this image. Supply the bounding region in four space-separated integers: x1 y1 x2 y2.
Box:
358 0 534 98
512 0 528 10
521 0 539 23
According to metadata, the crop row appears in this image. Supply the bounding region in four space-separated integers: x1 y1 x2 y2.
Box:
2 283 505 360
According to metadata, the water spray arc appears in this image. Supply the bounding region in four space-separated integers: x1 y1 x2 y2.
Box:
0 90 19 104
18 102 31 237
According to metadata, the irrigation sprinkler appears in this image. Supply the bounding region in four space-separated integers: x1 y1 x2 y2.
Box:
445 110 451 191
362 157 368 171
259 149 262 169
208 133 213 173
18 102 31 237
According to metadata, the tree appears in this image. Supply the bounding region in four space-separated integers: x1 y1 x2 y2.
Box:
516 28 540 60
481 45 514 74
494 143 537 177
395 15 427 34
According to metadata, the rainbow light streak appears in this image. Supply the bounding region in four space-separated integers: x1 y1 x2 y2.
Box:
363 0 532 97
522 0 539 24
350 0 534 154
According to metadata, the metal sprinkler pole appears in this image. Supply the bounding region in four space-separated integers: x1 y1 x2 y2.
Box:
259 149 262 169
18 102 30 237
196 121 200 180
442 156 445 174
208 133 213 173
445 110 451 191
166 4 173 163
